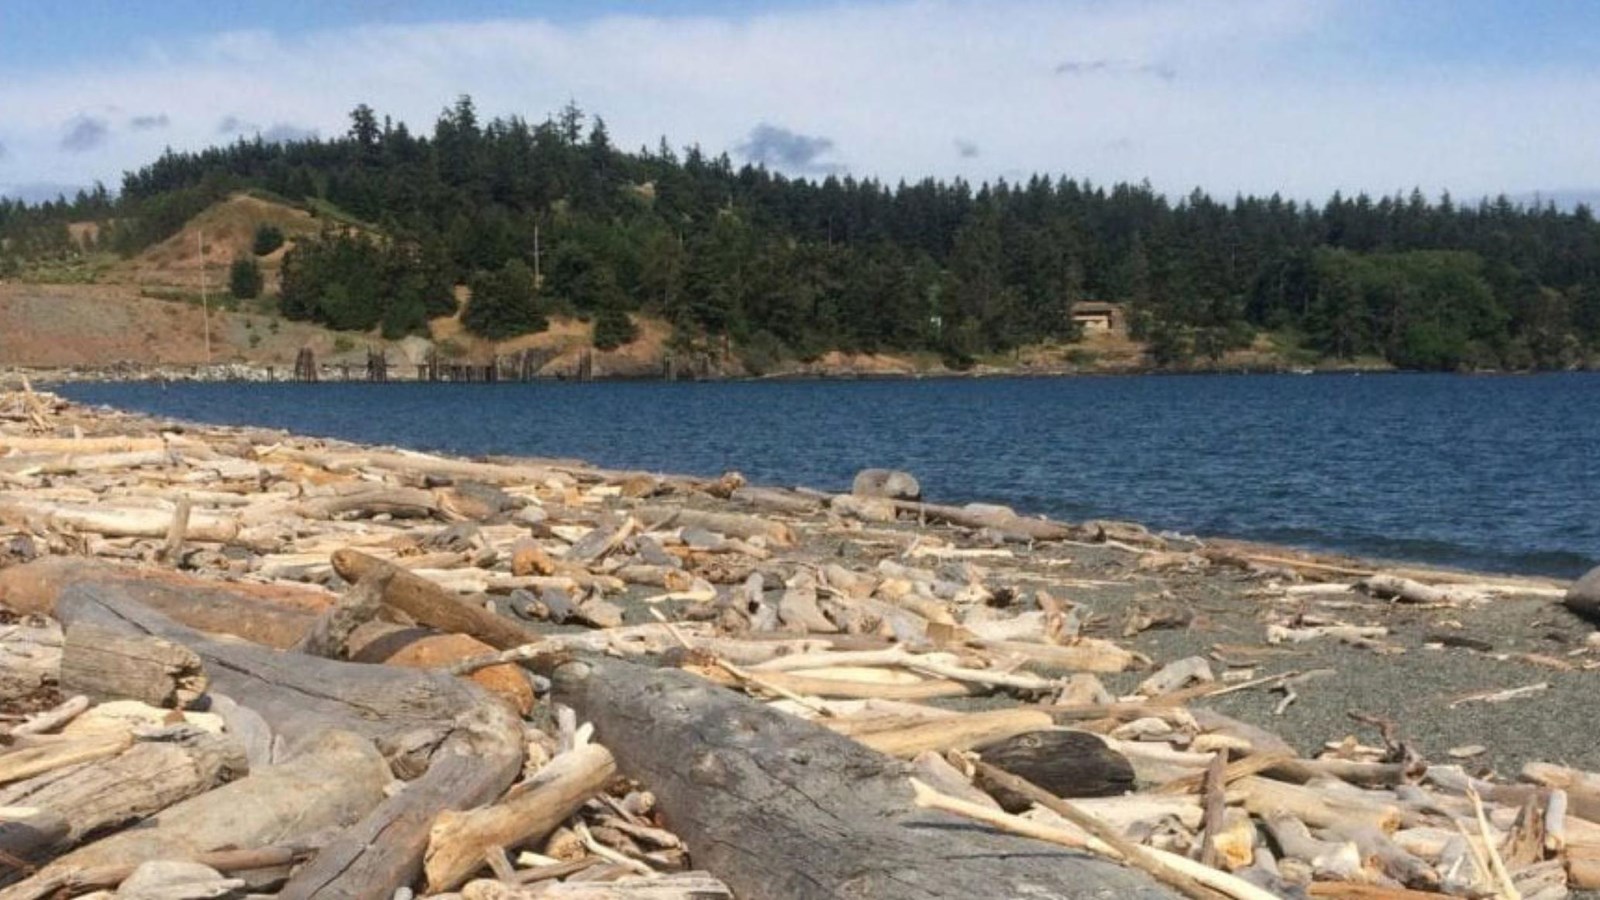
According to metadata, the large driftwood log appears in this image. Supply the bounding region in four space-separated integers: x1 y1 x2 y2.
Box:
0 557 326 649
0 502 239 543
60 622 207 707
0 727 245 844
52 582 493 752
331 549 542 651
278 701 525 900
424 743 618 891
891 500 1073 541
44 567 529 900
632 505 796 546
553 657 1174 900
22 730 388 877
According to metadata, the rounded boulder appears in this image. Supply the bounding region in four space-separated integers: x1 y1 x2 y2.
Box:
851 468 921 501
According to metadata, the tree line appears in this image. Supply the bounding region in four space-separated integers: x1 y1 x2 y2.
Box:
5 97 1599 370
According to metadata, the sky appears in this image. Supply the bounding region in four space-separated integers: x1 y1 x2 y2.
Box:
2 0 1598 205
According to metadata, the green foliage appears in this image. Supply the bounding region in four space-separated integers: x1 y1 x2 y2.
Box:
229 258 263 299
279 230 454 335
592 307 637 350
0 96 1595 370
332 335 356 354
463 259 547 339
253 224 285 256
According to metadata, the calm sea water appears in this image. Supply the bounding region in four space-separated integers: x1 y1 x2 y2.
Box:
58 374 1600 578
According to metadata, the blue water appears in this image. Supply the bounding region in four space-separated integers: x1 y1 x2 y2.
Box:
58 374 1600 578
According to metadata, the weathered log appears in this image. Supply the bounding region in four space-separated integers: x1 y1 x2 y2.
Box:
53 582 493 751
849 708 1053 758
424 743 618 891
891 500 1073 541
0 502 239 543
632 506 795 546
28 729 387 876
0 727 245 844
0 557 327 649
331 549 541 651
0 731 132 785
60 622 207 708
976 730 1136 812
461 872 733 899
0 620 60 701
1232 776 1401 832
289 573 391 659
278 701 525 900
298 486 444 520
731 486 822 516
156 496 190 565
0 843 314 900
553 656 1174 899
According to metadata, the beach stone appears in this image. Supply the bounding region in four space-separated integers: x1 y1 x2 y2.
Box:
851 468 921 501
1563 565 1600 622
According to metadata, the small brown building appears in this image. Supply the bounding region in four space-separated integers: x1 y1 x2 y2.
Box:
1069 301 1123 336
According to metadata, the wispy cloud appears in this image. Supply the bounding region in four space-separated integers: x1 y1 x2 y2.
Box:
737 123 841 174
59 115 110 152
262 123 317 144
0 1 1595 201
217 115 258 135
128 113 170 131
1054 58 1175 81
0 141 8 161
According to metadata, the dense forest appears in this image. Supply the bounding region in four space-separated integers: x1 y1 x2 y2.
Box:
4 97 1599 370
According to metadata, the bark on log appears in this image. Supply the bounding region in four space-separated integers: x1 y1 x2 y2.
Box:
60 622 207 708
0 557 327 649
0 727 246 844
552 657 1175 900
424 743 618 891
332 549 542 651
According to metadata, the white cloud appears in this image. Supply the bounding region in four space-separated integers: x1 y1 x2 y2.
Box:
0 0 1596 201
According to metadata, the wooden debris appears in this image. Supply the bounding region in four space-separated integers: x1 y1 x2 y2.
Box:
0 388 1586 900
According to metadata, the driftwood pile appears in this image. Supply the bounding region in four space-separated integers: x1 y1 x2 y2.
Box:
0 386 1593 900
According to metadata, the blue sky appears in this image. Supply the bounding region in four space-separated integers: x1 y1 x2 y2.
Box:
1 1 1597 203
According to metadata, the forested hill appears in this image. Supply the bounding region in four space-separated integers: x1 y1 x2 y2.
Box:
5 97 1600 371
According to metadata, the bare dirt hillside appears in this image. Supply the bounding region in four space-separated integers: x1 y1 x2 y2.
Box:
101 193 325 292
0 283 347 368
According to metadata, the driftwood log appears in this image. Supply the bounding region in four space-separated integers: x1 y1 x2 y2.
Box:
60 622 207 707
45 576 527 900
0 727 246 844
552 657 1174 899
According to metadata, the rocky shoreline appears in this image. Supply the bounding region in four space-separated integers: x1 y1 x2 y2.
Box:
0 385 1595 898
